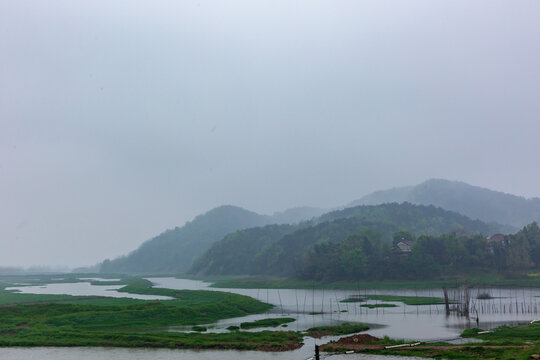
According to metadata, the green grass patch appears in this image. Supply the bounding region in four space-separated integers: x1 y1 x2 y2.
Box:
191 326 207 332
340 297 365 303
0 328 303 350
89 277 153 287
462 323 540 343
0 292 88 305
335 323 540 359
240 317 295 329
306 322 368 338
207 273 540 290
0 287 291 350
360 303 398 309
365 294 445 305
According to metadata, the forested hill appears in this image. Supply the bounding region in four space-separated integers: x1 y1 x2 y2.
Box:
349 179 540 229
297 222 540 282
189 224 300 275
99 205 324 274
99 205 274 274
190 203 507 277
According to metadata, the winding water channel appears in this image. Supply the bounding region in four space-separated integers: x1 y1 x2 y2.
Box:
3 277 540 359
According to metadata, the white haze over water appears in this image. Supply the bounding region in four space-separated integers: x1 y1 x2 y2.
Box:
1 0 539 267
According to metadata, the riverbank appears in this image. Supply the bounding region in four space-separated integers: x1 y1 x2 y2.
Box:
321 323 540 359
200 273 540 290
0 278 374 351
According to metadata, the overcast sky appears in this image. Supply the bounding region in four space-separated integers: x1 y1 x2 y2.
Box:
1 0 540 268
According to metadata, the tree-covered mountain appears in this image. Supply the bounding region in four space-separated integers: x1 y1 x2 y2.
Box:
349 179 540 229
189 224 300 275
191 203 507 277
100 205 275 274
99 205 326 274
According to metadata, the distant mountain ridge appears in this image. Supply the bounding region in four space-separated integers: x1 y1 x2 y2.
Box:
99 179 538 275
99 205 327 274
349 179 540 229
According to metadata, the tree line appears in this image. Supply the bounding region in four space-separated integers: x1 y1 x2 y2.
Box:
297 222 540 281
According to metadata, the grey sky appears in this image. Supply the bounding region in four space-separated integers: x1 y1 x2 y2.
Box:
1 0 539 267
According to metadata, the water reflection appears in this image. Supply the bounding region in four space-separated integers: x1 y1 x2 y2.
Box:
0 346 429 360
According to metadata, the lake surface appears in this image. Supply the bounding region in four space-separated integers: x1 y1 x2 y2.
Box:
0 346 429 360
3 276 540 359
149 277 540 340
6 281 173 300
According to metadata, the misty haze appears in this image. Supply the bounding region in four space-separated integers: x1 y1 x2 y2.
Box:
1 0 540 359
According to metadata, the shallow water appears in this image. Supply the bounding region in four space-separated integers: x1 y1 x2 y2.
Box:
5 281 172 300
149 277 540 340
0 346 429 360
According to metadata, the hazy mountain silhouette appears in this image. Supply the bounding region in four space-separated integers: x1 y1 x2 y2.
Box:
99 205 327 274
349 179 540 229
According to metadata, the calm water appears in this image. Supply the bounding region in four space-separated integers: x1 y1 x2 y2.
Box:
3 277 539 359
0 347 428 360
149 277 540 340
6 281 172 300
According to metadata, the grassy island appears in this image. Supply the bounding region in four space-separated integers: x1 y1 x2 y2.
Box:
306 322 369 338
0 278 308 351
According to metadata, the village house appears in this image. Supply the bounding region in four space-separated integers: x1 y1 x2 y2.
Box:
395 239 414 254
486 233 506 254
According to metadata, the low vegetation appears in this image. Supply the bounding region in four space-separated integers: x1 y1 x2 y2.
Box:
365 295 445 306
208 271 540 290
191 326 207 332
0 280 307 351
360 303 397 309
322 323 540 359
306 322 369 338
239 318 295 329
340 297 365 303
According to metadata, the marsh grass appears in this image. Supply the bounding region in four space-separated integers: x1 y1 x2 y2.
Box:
0 285 286 350
365 295 445 305
350 323 540 359
360 303 398 309
240 318 295 329
306 322 368 337
207 273 540 290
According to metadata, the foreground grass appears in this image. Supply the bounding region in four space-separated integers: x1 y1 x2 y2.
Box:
323 323 540 359
348 345 540 360
0 292 91 305
462 323 540 343
0 291 271 329
0 327 303 351
0 280 308 351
